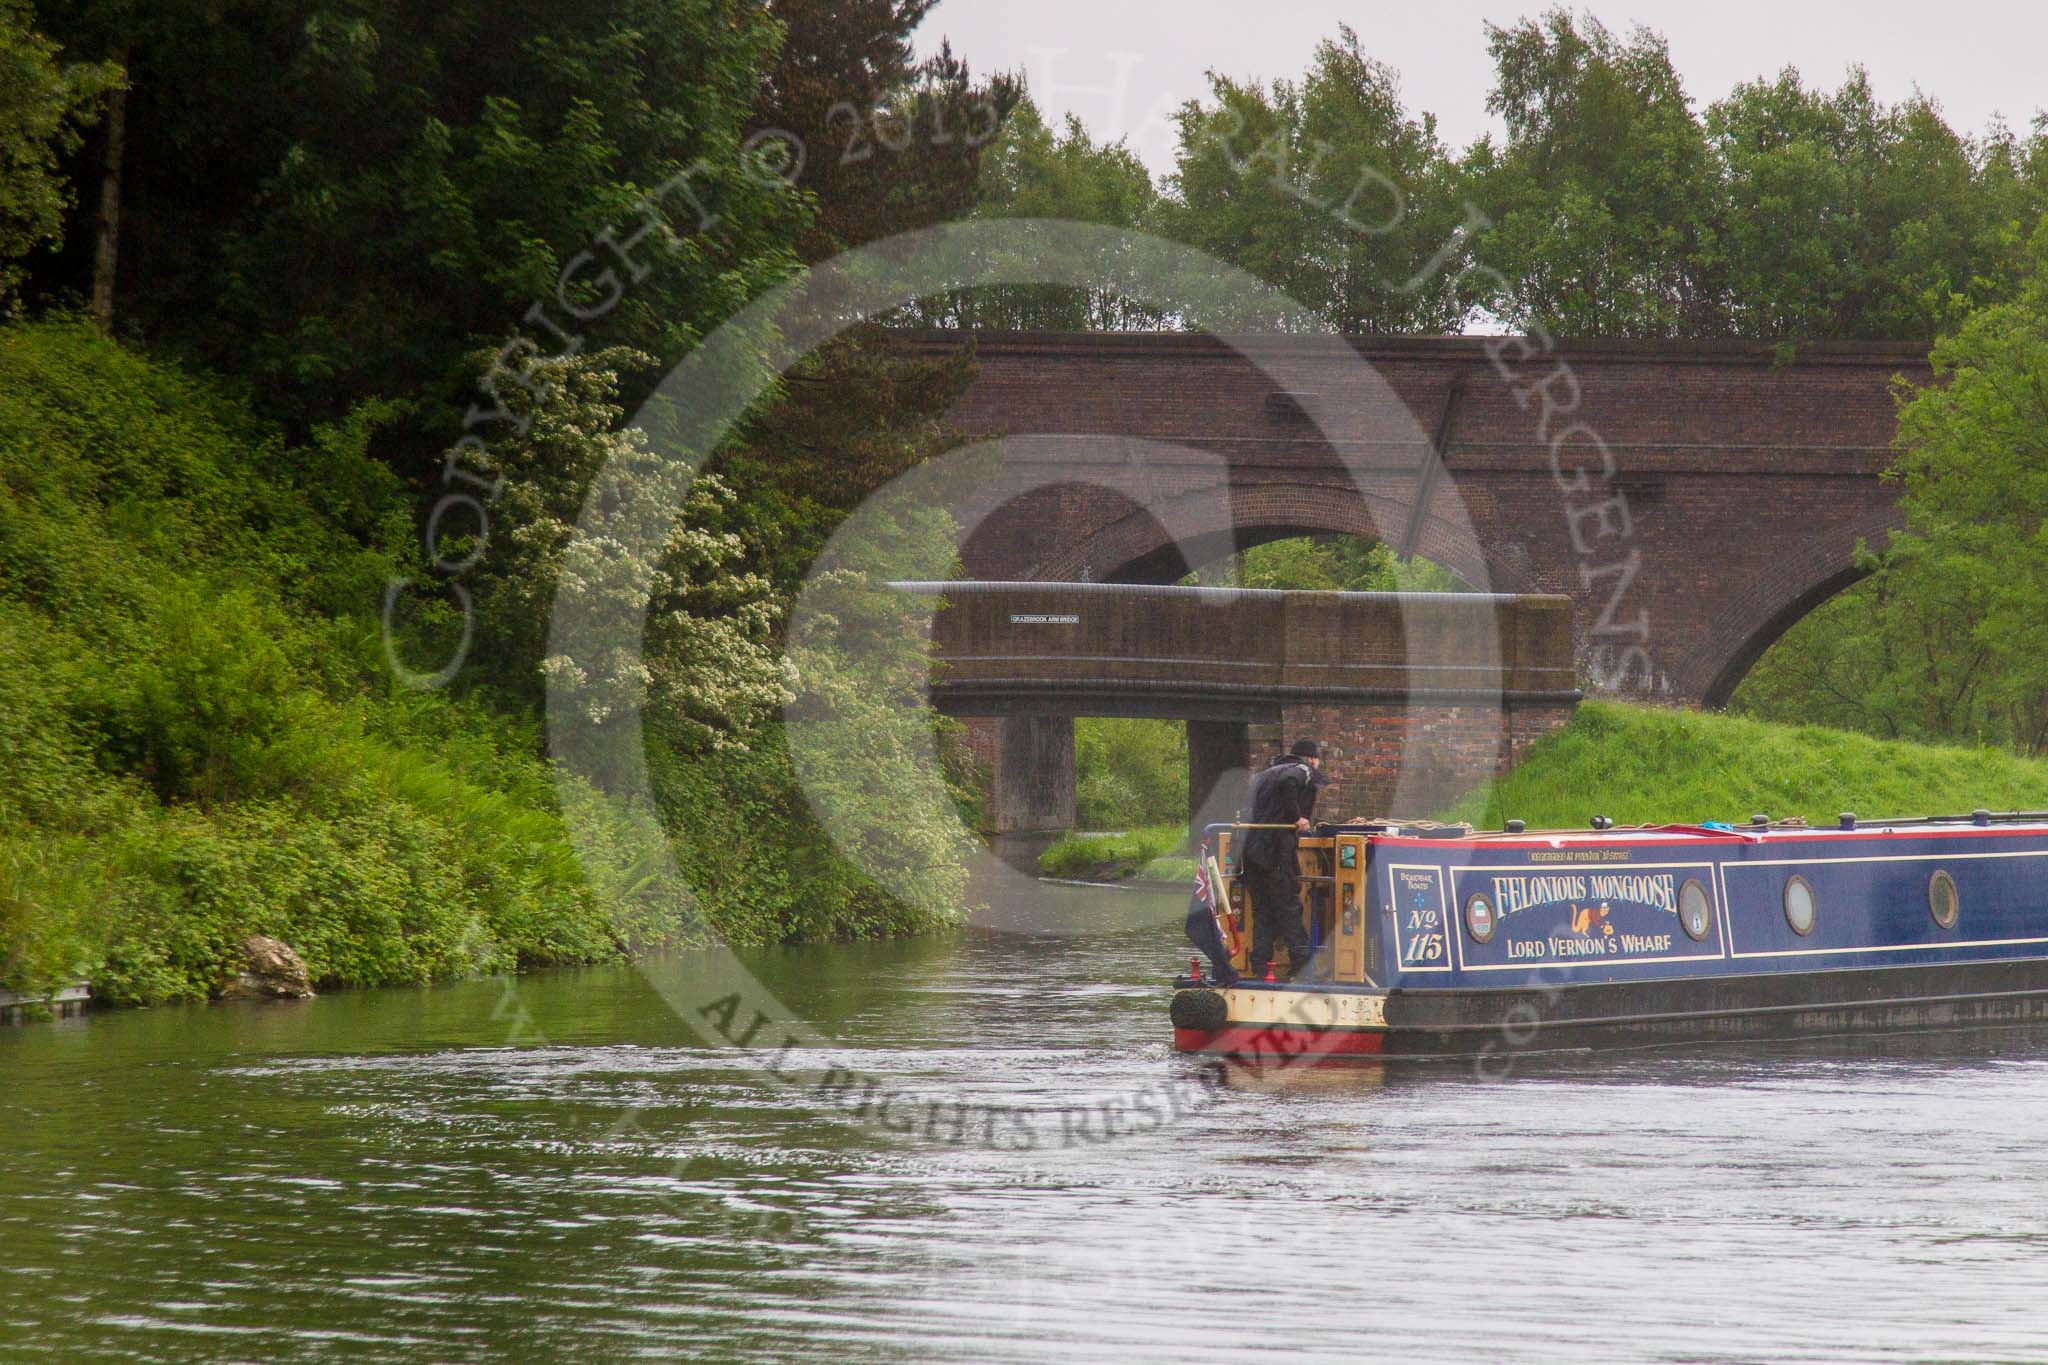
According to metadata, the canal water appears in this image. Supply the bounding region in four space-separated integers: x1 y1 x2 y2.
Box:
7 881 2048 1362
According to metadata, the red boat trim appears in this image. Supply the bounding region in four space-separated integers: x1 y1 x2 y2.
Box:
1175 1025 1386 1057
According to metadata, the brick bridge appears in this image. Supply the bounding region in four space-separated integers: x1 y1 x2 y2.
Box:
891 330 1930 709
902 582 1578 844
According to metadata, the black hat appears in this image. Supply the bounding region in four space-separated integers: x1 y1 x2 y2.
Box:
1290 737 1320 759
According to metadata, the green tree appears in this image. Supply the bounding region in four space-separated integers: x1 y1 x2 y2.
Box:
1887 219 2048 749
753 0 1017 260
724 0 1019 590
1708 69 2046 340
921 91 1160 330
28 0 804 441
1735 223 2048 749
1185 535 1466 591
0 1 116 303
1466 10 1721 337
1154 25 1470 333
459 348 789 753
708 333 974 593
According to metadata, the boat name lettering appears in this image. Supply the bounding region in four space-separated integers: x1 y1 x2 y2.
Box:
1491 872 1678 917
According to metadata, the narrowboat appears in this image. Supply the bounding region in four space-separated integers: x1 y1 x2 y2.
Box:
1170 812 2048 1060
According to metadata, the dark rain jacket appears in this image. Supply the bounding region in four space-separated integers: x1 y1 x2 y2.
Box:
1240 755 1321 873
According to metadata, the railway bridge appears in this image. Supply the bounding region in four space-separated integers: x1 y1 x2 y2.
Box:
890 330 1929 709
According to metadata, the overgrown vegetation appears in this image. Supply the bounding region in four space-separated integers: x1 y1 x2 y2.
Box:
1184 536 1467 593
1039 825 1194 884
0 320 690 1003
1440 701 2048 830
1074 719 1188 830
0 1 1016 1004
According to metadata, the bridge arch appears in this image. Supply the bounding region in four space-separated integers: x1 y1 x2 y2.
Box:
1692 505 1902 708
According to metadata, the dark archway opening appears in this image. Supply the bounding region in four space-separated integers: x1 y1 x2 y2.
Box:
1106 526 1473 590
1706 564 1870 710
1173 531 1471 593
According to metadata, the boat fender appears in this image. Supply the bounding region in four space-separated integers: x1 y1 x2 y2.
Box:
1170 988 1229 1032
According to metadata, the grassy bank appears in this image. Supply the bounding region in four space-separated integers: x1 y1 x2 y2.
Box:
0 318 979 1011
1439 701 2048 829
1039 825 1197 884
0 321 693 1005
1041 701 2048 886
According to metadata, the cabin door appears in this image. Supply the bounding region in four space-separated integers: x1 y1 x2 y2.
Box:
1329 835 1371 983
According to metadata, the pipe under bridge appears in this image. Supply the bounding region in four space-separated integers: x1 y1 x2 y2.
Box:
896 581 1581 850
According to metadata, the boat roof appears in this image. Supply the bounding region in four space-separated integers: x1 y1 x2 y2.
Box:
1327 814 2048 848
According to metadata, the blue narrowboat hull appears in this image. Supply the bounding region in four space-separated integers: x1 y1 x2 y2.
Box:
1171 820 2048 1058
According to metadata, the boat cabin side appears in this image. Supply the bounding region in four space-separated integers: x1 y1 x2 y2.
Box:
1184 814 2048 1059
1210 814 2048 992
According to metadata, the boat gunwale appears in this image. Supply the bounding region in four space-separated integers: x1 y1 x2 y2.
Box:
1363 822 2048 850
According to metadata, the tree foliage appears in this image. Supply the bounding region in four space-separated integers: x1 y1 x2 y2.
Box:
708 332 974 590
28 0 805 438
1707 70 2047 340
1468 11 2047 340
1138 9 2047 342
754 0 1017 260
1735 223 2048 749
1184 534 1466 592
928 91 1161 330
0 0 1023 995
460 348 789 752
0 1 116 303
1464 12 1721 337
1154 26 1473 333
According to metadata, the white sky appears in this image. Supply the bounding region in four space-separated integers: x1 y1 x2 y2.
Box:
918 0 2048 178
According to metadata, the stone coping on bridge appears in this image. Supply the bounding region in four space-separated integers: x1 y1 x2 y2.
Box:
891 579 1535 604
896 581 1578 721
884 328 1932 366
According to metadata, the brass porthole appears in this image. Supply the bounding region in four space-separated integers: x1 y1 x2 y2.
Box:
1464 890 1498 944
1783 874 1817 936
1678 878 1714 942
1929 869 1959 930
